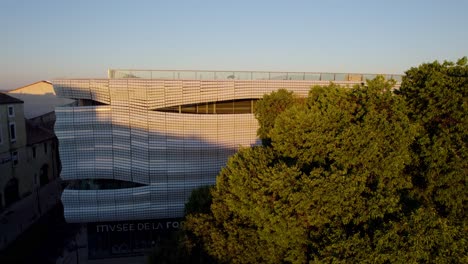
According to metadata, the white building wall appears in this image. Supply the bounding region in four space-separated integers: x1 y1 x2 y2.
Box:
53 78 365 223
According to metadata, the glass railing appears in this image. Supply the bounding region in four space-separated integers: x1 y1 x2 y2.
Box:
108 69 403 82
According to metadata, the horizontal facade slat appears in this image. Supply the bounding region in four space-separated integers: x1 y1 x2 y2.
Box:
53 76 383 223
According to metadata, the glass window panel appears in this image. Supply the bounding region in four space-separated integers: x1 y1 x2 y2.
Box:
233 100 252 114
234 72 252 80
269 72 289 80
252 72 269 80
215 72 235 80
304 73 321 80
151 71 175 79
363 74 377 81
155 106 179 113
216 100 234 114
177 71 197 79
133 71 151 79
181 104 197 114
115 71 128 78
334 73 348 81
207 103 215 114
321 73 335 81
196 72 215 80
348 74 363 82
196 104 204 114
288 73 305 80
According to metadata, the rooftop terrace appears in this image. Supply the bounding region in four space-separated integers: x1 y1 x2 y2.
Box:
108 69 403 82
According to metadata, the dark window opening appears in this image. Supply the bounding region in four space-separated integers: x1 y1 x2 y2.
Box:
44 142 48 154
65 179 146 190
215 100 234 114
155 99 258 114
40 164 49 186
8 105 14 117
4 178 19 207
12 151 18 166
77 99 108 106
32 147 36 158
9 123 16 142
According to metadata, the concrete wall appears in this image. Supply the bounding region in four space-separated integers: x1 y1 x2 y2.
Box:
0 102 59 210
0 103 28 208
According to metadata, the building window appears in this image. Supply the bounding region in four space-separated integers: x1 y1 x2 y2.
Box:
0 124 3 145
8 105 14 117
155 99 258 114
12 151 18 166
9 122 16 142
44 142 47 154
32 147 36 158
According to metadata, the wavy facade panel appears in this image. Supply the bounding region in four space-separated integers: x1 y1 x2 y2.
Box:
54 77 386 223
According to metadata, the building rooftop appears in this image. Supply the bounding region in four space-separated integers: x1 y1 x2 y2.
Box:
0 92 24 104
7 80 52 93
7 81 74 119
108 69 404 82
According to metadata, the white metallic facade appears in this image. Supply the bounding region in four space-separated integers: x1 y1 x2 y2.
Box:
53 71 401 223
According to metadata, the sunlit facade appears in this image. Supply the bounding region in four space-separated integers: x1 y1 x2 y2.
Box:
53 70 402 223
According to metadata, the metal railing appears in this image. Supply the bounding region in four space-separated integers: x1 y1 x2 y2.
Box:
108 69 403 82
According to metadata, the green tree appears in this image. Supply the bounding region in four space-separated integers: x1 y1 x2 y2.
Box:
147 186 215 264
184 185 213 215
186 77 438 263
185 60 467 263
386 58 468 263
254 88 298 145
398 58 468 221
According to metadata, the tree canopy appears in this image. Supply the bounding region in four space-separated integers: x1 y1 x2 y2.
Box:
183 59 467 263
254 89 298 145
398 58 468 221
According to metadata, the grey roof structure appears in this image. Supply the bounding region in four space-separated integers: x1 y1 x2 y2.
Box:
0 92 24 104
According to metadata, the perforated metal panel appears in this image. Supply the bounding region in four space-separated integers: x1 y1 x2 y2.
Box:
53 75 400 223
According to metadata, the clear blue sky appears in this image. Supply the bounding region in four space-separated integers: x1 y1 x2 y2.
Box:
1 0 467 90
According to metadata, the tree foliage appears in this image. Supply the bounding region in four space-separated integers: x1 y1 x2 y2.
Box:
254 89 298 144
147 186 215 264
398 58 468 221
184 59 467 263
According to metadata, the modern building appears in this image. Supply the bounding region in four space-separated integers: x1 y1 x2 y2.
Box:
52 70 402 258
